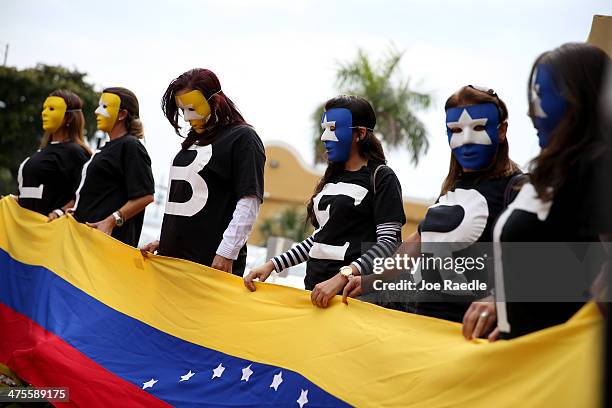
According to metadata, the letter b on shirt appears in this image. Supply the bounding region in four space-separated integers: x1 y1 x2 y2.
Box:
165 145 213 217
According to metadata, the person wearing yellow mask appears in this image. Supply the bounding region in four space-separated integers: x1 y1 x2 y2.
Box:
175 89 211 134
141 68 265 277
15 89 91 219
72 87 155 247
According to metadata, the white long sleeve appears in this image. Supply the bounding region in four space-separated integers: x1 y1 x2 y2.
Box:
216 196 260 260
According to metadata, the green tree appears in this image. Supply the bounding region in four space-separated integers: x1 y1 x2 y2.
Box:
0 64 99 194
258 207 314 246
313 47 432 164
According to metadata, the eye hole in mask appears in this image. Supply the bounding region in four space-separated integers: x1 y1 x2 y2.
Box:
448 124 487 134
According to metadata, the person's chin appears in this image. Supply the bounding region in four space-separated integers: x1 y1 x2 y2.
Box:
327 153 341 162
537 133 548 148
460 158 483 171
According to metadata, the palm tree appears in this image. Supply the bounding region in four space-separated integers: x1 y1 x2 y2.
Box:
313 47 432 164
258 207 314 246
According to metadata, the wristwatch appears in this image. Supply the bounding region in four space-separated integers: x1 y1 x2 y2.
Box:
339 265 353 279
112 210 124 227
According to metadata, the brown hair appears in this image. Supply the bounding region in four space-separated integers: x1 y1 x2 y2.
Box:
103 87 144 139
306 95 385 227
440 86 519 195
527 43 609 201
40 89 91 154
161 68 248 149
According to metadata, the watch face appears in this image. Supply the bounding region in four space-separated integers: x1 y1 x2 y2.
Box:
114 212 123 226
340 266 352 277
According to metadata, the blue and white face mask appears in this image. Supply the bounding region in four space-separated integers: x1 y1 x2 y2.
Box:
445 103 501 171
530 64 566 148
321 108 354 162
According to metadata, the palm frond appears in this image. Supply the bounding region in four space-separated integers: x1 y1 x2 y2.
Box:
312 45 432 165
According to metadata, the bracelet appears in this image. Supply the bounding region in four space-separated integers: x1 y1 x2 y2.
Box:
53 209 65 217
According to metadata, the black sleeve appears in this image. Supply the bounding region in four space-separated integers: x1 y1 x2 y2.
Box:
63 146 91 200
373 166 406 225
417 197 439 235
580 148 612 236
231 127 266 202
503 172 528 208
122 140 155 199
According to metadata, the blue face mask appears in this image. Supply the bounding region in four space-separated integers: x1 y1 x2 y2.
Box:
530 64 566 148
445 103 501 171
321 108 354 162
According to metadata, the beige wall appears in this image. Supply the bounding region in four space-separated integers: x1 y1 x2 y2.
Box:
587 15 612 56
249 142 431 245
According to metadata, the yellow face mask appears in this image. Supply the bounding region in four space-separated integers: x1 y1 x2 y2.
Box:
95 92 122 132
176 90 212 134
41 96 68 133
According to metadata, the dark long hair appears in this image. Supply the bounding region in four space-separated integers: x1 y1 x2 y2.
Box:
103 87 144 139
306 95 385 227
161 68 247 149
440 86 519 195
528 43 609 201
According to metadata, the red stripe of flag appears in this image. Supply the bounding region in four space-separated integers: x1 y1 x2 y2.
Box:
0 302 170 408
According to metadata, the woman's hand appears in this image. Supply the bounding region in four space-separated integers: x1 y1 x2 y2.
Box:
86 215 116 236
311 274 348 308
212 255 233 274
243 261 275 291
462 297 497 340
487 327 501 342
49 201 74 222
140 240 160 257
47 209 63 222
342 275 362 304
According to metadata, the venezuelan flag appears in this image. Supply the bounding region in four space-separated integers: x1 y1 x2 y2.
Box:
0 197 604 407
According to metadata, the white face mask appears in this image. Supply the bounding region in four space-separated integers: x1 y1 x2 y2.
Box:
447 110 493 149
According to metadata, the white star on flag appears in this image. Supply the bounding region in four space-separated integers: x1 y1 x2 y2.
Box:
212 363 225 379
241 365 253 382
142 378 158 390
270 371 283 391
530 68 548 118
297 389 309 407
180 370 195 382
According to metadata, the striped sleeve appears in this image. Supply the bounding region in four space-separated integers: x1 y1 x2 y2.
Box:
351 222 402 275
271 235 315 272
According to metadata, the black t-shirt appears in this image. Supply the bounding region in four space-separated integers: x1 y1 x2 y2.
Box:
17 142 90 216
494 153 611 338
305 163 406 289
580 148 612 237
157 125 265 275
413 172 517 322
73 135 155 247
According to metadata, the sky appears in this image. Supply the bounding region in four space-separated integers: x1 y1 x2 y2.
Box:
1 0 610 204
